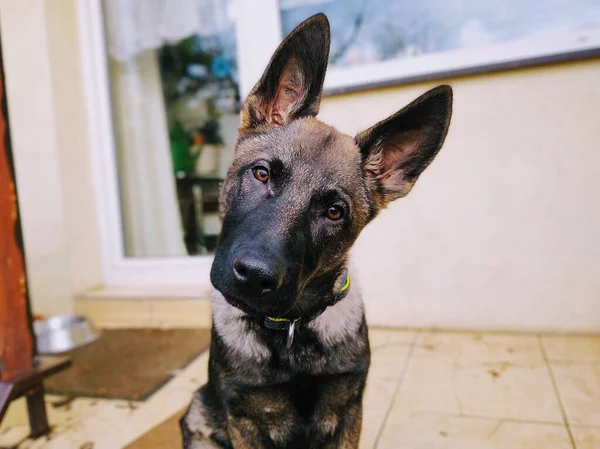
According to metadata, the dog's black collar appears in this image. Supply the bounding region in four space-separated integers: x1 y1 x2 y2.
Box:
264 269 351 349
263 316 300 349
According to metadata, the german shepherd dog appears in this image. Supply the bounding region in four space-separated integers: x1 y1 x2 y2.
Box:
181 13 452 449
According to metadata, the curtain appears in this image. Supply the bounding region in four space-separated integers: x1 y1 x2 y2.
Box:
103 0 232 257
104 0 232 63
109 51 186 257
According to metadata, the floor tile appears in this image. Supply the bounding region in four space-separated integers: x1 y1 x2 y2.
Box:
34 400 141 449
551 363 600 426
369 328 416 350
45 396 113 434
393 358 562 423
414 331 545 367
14 404 124 449
15 394 186 449
0 424 29 448
378 413 572 449
0 395 110 438
571 426 600 449
3 398 135 449
0 398 28 434
359 329 416 449
543 335 600 363
389 332 563 423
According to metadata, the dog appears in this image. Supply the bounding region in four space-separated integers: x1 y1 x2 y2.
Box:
181 13 452 449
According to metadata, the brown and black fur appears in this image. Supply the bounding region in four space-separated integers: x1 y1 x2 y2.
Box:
181 13 453 449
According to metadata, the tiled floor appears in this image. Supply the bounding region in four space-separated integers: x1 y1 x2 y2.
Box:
1 329 599 448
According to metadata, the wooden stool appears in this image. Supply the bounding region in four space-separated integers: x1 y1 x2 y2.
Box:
0 357 71 438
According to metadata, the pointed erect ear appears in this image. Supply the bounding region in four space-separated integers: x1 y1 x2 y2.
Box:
240 13 330 129
355 85 453 208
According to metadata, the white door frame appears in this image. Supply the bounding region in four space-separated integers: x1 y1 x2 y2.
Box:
76 0 284 286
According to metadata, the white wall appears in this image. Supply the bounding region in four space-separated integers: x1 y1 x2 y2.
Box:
45 0 104 298
0 1 72 315
319 59 600 332
0 0 103 316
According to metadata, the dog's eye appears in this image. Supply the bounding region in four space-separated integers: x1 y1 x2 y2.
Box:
325 205 344 221
252 166 270 183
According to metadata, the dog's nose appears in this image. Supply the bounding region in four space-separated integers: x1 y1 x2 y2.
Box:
232 256 284 296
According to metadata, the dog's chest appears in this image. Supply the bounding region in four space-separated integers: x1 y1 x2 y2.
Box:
225 373 363 447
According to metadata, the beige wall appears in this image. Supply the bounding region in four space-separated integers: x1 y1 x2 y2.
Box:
0 0 104 316
45 1 104 297
319 59 600 332
0 1 72 316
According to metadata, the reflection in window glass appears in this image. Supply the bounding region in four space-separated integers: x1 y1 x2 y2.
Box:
102 0 239 257
280 0 600 67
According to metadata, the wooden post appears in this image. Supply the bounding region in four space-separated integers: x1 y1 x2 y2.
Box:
0 32 34 383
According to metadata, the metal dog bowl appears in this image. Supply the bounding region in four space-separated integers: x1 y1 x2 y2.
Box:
34 315 101 354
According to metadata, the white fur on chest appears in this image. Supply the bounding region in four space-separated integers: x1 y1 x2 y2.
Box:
212 291 271 360
306 274 364 345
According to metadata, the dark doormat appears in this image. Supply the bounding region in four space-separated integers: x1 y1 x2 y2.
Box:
44 329 210 401
125 408 186 449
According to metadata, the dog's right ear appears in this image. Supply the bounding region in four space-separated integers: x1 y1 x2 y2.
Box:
240 13 330 130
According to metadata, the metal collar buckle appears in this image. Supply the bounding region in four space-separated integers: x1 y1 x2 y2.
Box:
264 316 300 349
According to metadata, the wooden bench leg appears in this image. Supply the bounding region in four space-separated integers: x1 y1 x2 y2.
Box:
26 384 50 438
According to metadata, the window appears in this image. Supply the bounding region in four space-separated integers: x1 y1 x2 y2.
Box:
102 0 240 258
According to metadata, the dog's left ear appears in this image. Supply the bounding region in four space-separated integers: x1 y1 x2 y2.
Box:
240 13 330 129
356 85 453 207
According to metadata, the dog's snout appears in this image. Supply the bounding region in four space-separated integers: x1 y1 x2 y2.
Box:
232 255 284 296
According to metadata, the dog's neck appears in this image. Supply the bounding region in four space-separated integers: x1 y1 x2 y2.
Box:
264 265 351 324
211 265 365 360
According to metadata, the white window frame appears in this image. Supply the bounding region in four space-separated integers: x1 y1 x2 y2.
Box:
79 0 599 287
77 0 282 286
